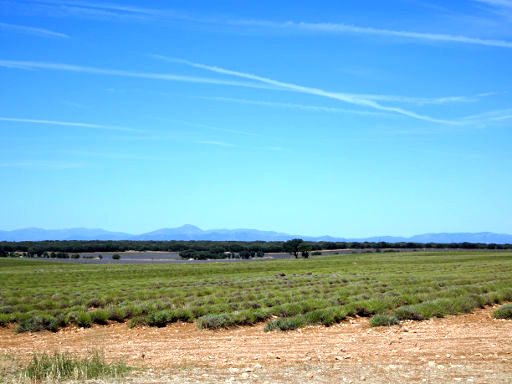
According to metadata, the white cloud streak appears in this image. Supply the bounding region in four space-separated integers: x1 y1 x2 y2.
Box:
0 59 279 91
475 0 512 8
20 0 197 21
10 0 512 48
154 56 458 125
233 19 512 48
35 0 162 15
0 22 69 39
460 108 512 124
474 0 512 21
200 89 493 107
0 117 143 132
201 96 390 116
0 58 499 127
354 94 482 105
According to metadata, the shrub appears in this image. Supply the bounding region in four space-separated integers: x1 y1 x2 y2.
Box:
112 254 121 260
394 306 425 321
499 289 512 302
197 313 233 329
230 310 258 326
169 308 194 323
303 308 335 326
444 295 479 314
409 301 446 319
128 316 145 328
45 317 59 332
330 307 349 323
0 305 14 314
107 307 126 322
120 304 141 318
345 301 374 317
65 312 80 325
276 303 302 317
22 351 131 381
360 299 392 315
90 310 109 325
190 305 208 318
369 314 399 327
264 316 306 332
252 309 271 322
76 312 92 328
87 298 105 308
493 304 512 319
482 291 502 305
146 311 170 327
55 314 68 328
37 300 58 310
0 313 13 327
300 299 326 313
16 315 59 333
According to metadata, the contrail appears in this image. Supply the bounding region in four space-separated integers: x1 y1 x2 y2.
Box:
0 117 143 132
154 55 458 125
233 19 512 49
0 22 69 39
0 59 280 91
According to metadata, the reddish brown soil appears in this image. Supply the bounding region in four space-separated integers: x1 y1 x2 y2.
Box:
1 306 511 383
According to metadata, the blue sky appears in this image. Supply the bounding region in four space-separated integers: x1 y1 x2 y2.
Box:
0 0 511 237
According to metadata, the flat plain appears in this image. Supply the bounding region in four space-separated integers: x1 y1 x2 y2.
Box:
1 251 512 382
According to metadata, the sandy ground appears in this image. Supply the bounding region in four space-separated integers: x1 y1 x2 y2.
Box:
1 306 511 383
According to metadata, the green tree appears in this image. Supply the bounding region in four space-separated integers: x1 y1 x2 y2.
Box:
298 243 312 258
283 239 304 258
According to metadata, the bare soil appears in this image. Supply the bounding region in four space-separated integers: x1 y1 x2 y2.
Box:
1 306 511 383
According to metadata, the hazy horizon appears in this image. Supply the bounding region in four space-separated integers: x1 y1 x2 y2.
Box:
1 0 511 238
2 225 512 244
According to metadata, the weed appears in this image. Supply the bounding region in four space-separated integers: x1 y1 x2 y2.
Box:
22 351 131 381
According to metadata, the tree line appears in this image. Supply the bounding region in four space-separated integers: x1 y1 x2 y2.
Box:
0 239 511 260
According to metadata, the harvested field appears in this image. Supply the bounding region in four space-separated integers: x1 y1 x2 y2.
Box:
1 306 511 383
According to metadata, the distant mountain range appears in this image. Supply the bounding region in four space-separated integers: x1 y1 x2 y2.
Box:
1 225 512 244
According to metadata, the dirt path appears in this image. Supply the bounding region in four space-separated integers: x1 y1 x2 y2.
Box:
1 306 511 383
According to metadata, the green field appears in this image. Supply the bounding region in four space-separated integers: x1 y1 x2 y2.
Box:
1 251 511 333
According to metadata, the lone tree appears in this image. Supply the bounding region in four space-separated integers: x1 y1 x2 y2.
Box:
284 238 304 258
298 243 312 258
